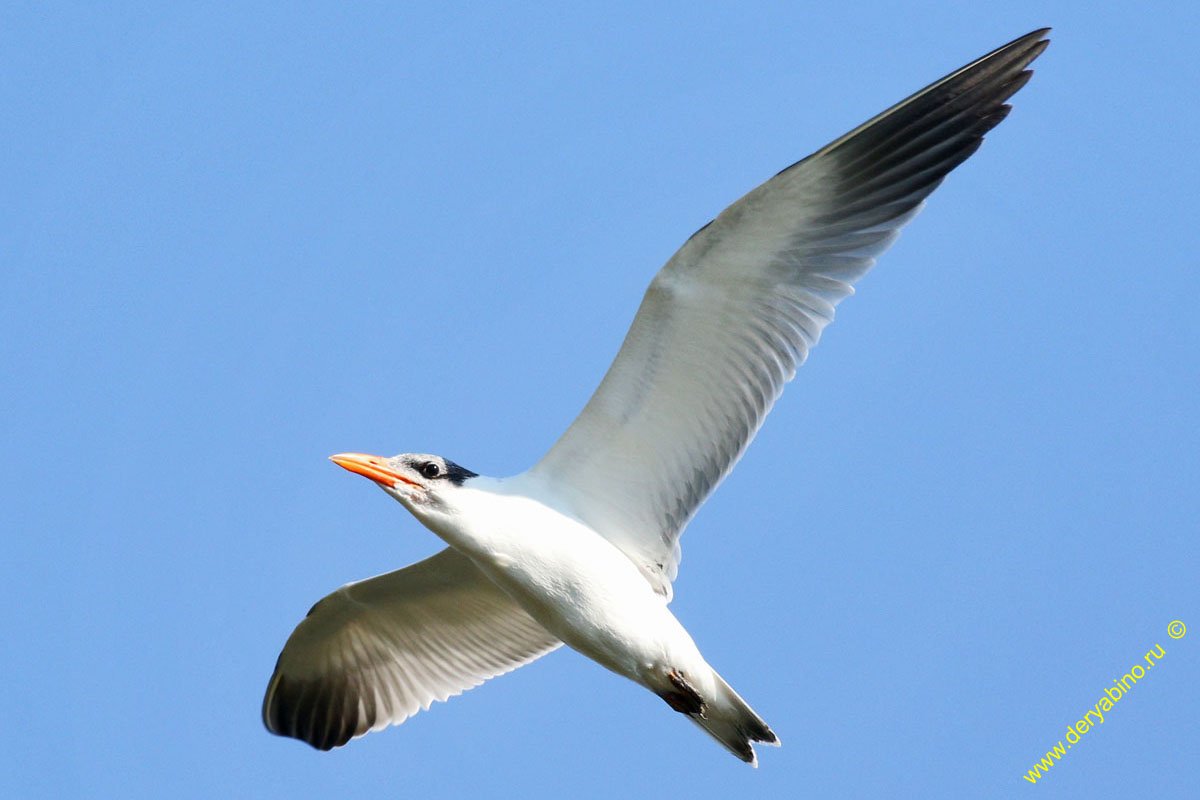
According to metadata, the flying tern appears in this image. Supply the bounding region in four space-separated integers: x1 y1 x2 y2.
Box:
263 29 1048 765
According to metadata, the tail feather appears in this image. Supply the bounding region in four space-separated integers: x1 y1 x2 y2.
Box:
689 673 779 766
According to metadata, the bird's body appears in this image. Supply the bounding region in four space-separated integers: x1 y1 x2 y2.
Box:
263 30 1049 765
344 465 777 760
439 476 696 684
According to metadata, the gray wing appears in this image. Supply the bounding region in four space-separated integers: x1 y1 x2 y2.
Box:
526 30 1049 598
262 548 561 750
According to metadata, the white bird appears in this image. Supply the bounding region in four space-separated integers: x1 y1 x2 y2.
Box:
263 29 1048 765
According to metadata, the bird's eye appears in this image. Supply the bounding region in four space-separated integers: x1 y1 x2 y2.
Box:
419 462 441 479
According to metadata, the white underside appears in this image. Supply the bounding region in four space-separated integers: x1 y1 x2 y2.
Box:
427 474 715 699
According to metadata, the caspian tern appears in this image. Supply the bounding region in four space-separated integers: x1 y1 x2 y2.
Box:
263 29 1048 765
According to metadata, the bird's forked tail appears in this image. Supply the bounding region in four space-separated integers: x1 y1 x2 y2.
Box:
682 670 779 766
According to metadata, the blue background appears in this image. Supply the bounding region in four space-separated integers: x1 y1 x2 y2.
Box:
3 3 1196 798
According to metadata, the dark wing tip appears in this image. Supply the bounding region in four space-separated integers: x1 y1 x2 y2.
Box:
982 28 1051 68
771 29 1049 192
262 669 365 751
800 28 1049 229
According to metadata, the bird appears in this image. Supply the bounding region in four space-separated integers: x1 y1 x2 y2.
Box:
263 29 1049 766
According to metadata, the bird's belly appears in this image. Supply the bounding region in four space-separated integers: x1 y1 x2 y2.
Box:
469 526 693 682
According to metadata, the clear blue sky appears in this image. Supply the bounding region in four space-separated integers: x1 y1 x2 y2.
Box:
3 3 1196 798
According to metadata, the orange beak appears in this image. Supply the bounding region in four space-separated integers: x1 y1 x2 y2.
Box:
329 453 421 488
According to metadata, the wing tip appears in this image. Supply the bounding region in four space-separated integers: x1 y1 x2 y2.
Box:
261 669 362 751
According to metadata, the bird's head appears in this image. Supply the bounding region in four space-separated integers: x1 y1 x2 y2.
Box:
328 452 478 519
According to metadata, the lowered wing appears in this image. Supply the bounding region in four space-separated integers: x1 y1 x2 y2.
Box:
263 547 561 749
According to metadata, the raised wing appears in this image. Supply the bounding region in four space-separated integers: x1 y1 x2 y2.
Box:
263 548 561 750
527 30 1049 597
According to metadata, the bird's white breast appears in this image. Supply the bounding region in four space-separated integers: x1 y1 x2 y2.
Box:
428 477 696 681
